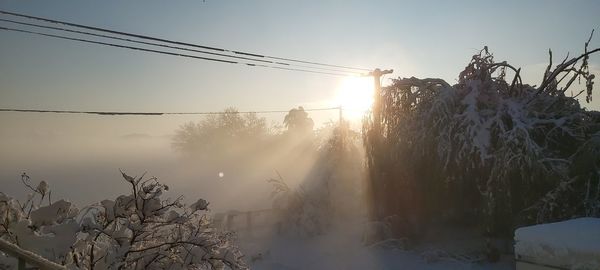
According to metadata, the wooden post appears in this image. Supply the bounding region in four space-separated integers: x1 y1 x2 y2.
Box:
246 211 252 237
18 257 25 270
368 68 392 221
226 214 234 231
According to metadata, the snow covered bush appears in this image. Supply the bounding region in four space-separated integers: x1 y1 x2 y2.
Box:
0 172 247 269
364 39 600 238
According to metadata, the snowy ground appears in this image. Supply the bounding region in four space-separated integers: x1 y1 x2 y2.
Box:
236 224 514 270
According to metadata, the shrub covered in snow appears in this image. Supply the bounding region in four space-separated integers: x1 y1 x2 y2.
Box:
0 172 247 269
364 40 600 237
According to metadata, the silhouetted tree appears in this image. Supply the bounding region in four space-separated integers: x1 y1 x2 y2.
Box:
283 106 314 135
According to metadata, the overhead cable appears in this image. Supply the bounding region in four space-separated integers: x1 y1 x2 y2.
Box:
0 18 364 74
0 10 371 72
0 107 342 116
0 26 356 77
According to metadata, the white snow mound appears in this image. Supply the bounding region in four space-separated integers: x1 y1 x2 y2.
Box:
514 217 600 269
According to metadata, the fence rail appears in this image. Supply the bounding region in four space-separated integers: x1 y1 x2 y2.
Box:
0 238 66 270
214 208 283 237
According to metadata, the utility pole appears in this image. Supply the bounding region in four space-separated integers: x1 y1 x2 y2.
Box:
365 68 393 222
338 106 343 124
370 68 393 135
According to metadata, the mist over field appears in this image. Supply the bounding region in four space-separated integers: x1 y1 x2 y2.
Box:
0 111 342 213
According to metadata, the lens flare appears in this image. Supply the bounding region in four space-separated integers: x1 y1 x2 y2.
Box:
335 77 374 120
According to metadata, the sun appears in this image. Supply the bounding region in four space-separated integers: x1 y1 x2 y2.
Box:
334 76 374 120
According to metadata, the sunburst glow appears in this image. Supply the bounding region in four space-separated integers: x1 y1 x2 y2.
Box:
335 76 374 120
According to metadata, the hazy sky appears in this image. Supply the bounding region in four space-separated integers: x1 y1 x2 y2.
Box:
1 0 600 137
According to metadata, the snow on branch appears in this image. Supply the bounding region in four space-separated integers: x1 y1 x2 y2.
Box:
364 38 600 237
0 172 248 269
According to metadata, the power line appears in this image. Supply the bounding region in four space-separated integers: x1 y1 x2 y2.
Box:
0 26 356 77
0 18 273 64
0 107 342 116
0 10 372 72
0 18 364 75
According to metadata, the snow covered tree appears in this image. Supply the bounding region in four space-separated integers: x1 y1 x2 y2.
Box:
364 39 600 238
0 172 247 269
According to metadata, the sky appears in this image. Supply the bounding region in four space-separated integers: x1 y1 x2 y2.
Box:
1 0 599 136
0 0 599 207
